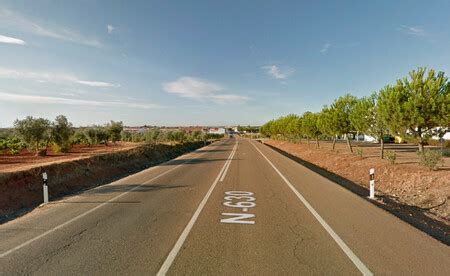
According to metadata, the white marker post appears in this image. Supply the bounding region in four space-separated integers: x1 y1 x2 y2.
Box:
369 168 375 199
42 172 48 204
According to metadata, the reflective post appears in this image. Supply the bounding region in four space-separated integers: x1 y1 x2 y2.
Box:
369 168 375 199
42 172 48 204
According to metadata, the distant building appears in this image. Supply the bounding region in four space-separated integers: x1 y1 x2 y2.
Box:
207 127 226 135
362 135 377 143
431 126 450 140
123 126 151 133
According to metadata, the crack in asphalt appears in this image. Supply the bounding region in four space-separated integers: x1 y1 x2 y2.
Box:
288 224 314 271
29 227 90 273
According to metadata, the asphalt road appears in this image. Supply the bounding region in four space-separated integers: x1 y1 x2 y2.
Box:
0 137 449 275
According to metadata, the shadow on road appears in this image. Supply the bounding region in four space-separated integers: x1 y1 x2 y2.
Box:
263 142 450 246
89 184 188 194
161 158 240 166
50 200 141 204
195 149 230 153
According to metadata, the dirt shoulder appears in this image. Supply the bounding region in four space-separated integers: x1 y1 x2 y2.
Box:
263 139 449 226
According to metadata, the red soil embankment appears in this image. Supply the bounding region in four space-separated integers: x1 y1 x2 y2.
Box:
0 142 205 220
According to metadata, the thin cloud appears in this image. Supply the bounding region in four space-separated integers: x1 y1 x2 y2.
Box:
75 80 119 88
0 68 119 88
320 43 331 53
107 25 115 34
59 92 77 97
398 25 427 37
0 92 161 109
0 8 102 47
162 77 250 104
209 94 251 104
261 65 294 80
0 34 26 45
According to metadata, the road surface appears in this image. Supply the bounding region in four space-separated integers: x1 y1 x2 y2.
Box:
0 137 449 275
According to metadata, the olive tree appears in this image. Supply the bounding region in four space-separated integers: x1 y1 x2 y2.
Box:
107 121 123 143
85 127 109 145
52 115 73 152
14 116 51 156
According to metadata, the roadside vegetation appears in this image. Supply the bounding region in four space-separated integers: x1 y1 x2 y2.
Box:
260 68 450 168
0 116 223 157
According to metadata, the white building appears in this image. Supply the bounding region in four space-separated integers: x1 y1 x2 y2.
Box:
208 127 226 135
362 135 377 142
431 127 450 140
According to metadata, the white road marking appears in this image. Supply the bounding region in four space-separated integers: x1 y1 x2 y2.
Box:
0 141 223 259
219 141 238 182
220 213 255 224
221 191 256 224
251 141 373 276
157 142 238 276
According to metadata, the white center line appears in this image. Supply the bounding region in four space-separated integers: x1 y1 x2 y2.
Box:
251 141 373 276
157 141 238 276
0 141 223 259
219 141 238 182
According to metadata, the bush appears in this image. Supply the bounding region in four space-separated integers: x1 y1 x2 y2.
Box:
418 150 443 170
204 133 224 140
6 137 25 155
71 129 89 145
120 130 132 142
9 148 20 155
0 139 7 150
189 130 202 142
131 132 145 142
442 149 450 157
0 128 14 140
385 150 396 164
143 129 161 143
84 127 109 145
52 142 71 153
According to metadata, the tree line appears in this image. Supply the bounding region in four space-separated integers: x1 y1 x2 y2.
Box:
119 128 223 143
260 68 450 159
0 115 222 156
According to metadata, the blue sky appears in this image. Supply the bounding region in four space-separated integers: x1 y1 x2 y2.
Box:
1 0 450 127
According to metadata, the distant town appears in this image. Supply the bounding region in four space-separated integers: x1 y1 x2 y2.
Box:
122 125 260 135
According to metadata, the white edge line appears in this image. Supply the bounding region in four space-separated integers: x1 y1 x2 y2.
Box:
0 141 222 258
251 141 373 276
157 141 238 276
